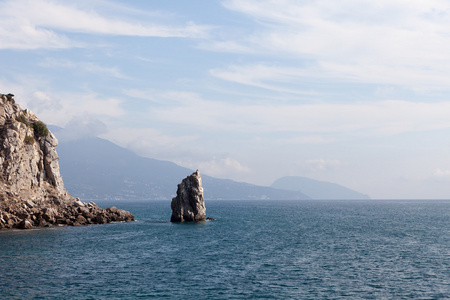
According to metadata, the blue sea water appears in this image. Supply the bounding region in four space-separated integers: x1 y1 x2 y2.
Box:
0 200 449 299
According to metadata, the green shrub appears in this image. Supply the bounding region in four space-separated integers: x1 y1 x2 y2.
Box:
6 93 14 102
32 121 49 137
17 113 29 126
24 135 35 145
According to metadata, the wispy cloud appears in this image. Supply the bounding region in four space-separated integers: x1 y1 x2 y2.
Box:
180 157 251 179
57 114 108 142
123 89 202 105
39 58 129 79
217 0 450 91
101 127 252 180
304 159 342 172
433 168 450 179
0 23 75 49
211 62 450 93
0 0 210 49
210 64 321 95
144 92 450 137
279 136 335 145
101 127 198 159
22 90 125 127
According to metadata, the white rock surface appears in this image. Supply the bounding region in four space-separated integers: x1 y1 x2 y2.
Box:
170 170 206 222
0 94 134 229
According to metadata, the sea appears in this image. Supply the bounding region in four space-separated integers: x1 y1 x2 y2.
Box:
0 200 449 299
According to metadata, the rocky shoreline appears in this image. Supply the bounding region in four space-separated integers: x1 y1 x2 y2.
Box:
0 93 134 229
0 196 134 229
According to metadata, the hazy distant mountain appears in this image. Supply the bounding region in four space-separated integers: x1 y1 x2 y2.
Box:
271 176 370 200
51 127 309 201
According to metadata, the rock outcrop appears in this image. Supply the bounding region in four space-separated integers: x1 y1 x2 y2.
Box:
170 170 206 222
0 93 134 229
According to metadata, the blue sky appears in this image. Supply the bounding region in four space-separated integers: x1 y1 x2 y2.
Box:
2 0 450 198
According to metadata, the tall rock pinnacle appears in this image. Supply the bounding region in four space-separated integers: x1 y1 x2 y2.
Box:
170 170 206 222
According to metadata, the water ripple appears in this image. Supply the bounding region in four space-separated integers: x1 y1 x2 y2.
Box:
0 200 449 299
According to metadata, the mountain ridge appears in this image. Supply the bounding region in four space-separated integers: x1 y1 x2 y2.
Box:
271 176 370 200
51 127 369 201
51 127 310 201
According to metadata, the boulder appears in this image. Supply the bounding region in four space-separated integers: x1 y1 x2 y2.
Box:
170 170 206 222
42 207 57 222
77 206 90 216
17 219 33 229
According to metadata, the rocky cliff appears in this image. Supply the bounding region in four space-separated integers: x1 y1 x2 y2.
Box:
170 170 206 222
0 93 134 229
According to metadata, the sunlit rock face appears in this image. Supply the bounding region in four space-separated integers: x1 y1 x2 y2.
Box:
0 94 134 229
170 170 206 222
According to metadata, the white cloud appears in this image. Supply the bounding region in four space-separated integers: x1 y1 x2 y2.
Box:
101 127 198 160
0 0 210 49
103 126 252 179
124 89 202 105
211 62 450 93
145 92 450 138
57 115 108 142
180 157 251 179
32 91 63 111
198 40 255 54
0 23 75 49
39 58 129 79
304 159 342 172
280 136 334 145
210 64 321 95
433 168 450 179
81 63 129 79
19 91 125 127
218 0 450 90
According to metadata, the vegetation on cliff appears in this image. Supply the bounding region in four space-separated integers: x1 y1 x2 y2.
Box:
0 93 134 229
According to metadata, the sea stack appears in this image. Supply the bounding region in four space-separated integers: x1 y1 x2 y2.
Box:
0 93 134 229
170 170 206 222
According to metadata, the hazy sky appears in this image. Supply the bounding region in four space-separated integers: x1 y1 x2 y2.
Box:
2 0 450 199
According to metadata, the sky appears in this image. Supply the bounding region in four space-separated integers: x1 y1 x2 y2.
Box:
2 0 450 199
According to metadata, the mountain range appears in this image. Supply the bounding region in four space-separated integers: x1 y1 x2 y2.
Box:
51 128 309 200
51 127 369 201
271 176 370 200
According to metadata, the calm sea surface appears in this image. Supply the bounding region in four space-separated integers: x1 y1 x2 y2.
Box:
0 200 449 299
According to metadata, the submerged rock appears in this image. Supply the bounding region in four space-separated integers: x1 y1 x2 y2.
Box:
0 93 134 229
170 170 206 222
